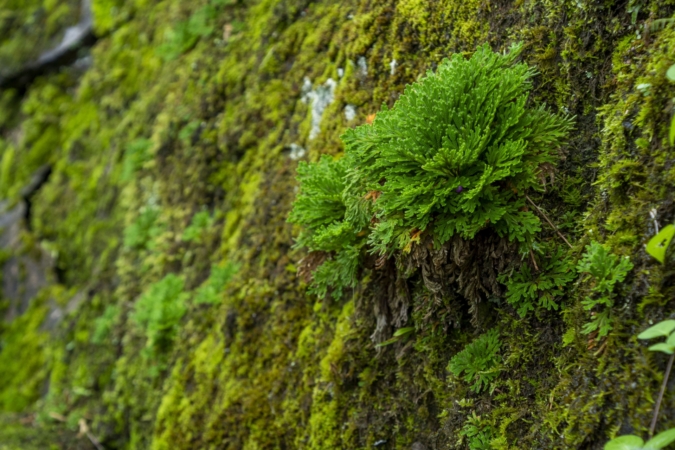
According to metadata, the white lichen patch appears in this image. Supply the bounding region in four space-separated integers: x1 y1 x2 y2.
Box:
344 104 356 121
288 143 306 160
389 59 397 75
357 56 367 76
301 77 337 140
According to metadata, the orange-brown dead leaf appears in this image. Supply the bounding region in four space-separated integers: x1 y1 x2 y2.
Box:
364 190 381 202
403 229 423 253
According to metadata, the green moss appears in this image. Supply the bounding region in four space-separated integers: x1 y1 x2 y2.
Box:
307 300 354 449
1 0 675 448
0 0 81 75
0 293 49 412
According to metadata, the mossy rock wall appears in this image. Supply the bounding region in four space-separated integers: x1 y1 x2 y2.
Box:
1 0 675 449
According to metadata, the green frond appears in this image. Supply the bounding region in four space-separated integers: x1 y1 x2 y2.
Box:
577 241 634 337
131 274 188 354
498 246 575 317
448 328 502 393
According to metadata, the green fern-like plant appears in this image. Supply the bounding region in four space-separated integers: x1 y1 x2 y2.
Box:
577 241 633 337
131 274 188 354
498 246 575 317
156 5 217 61
182 210 213 243
460 412 494 450
194 262 239 305
120 138 152 182
91 305 120 345
448 328 502 393
288 43 572 298
123 206 163 251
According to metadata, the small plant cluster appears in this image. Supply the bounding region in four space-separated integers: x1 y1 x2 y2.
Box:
182 210 214 243
448 328 502 393
194 262 239 305
577 241 634 337
460 411 493 450
123 206 163 251
131 274 188 354
121 138 152 182
156 4 219 61
92 305 121 345
498 245 575 317
92 263 237 351
289 43 572 298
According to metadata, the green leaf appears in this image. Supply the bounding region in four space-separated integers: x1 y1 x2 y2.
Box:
645 428 675 449
670 115 675 146
638 320 675 340
646 225 675 264
376 327 415 347
375 336 400 347
667 64 675 82
393 327 415 337
604 435 644 450
648 343 675 355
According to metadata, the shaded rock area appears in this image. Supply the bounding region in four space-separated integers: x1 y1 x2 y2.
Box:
0 168 54 323
0 0 95 91
0 202 54 322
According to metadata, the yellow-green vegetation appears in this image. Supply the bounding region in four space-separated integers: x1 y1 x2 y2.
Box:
0 0 675 449
0 0 81 76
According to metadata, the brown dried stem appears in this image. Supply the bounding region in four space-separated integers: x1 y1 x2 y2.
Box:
525 194 573 248
650 352 675 437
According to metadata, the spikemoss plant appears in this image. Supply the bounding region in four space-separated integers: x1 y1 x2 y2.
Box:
576 241 634 337
156 5 218 61
193 262 238 305
460 411 494 450
123 207 163 251
131 274 188 354
182 210 214 243
498 245 575 317
448 328 502 393
289 43 572 298
91 305 120 344
121 138 153 182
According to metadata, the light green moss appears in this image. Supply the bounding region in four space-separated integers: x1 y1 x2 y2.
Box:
0 294 49 411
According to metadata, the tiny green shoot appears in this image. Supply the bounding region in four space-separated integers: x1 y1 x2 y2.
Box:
375 326 415 347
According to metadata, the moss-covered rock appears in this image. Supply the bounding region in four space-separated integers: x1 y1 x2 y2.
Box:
1 0 675 448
